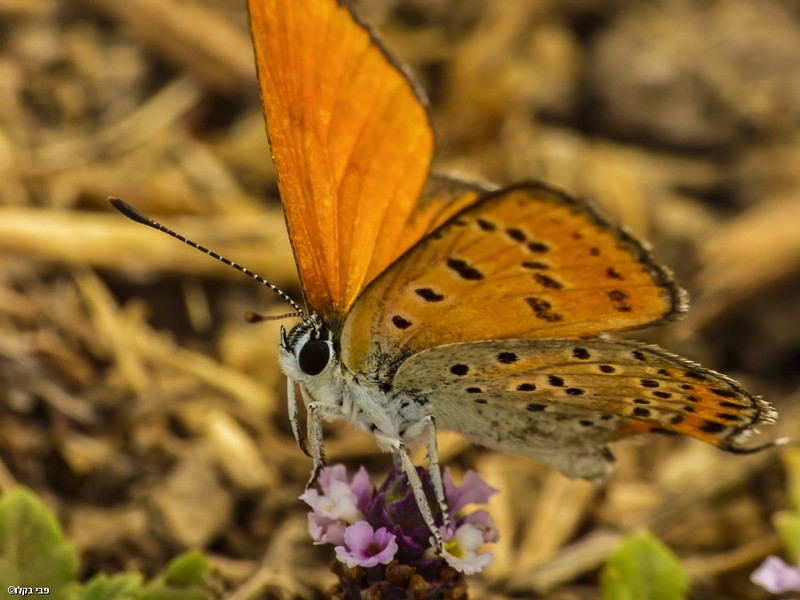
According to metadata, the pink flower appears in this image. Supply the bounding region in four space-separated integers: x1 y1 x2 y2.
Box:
751 555 800 593
319 465 371 512
307 513 347 545
463 509 499 543
300 480 362 523
440 523 494 575
301 465 372 544
335 521 398 568
443 469 498 514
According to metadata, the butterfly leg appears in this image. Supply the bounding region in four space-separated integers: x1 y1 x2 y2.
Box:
304 398 344 489
375 432 444 553
401 416 451 527
286 378 310 457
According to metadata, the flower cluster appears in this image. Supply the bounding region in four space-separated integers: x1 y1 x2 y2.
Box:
300 464 498 597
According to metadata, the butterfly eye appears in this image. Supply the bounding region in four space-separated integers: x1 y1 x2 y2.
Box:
298 339 331 376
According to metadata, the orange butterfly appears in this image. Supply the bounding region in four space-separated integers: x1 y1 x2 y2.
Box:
114 0 777 550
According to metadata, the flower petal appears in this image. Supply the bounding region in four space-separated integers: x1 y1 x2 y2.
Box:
463 509 499 543
440 523 493 575
318 464 349 491
308 512 346 545
350 466 372 512
444 469 498 514
751 555 800 593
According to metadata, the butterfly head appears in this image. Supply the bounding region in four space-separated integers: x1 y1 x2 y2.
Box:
279 314 337 382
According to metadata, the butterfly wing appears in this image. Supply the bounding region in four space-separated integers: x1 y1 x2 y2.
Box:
400 174 494 243
342 182 686 371
391 339 776 478
249 0 434 318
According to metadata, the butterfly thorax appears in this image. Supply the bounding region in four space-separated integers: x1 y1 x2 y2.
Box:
278 315 429 450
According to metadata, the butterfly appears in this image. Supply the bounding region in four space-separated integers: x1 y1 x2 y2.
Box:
113 0 777 551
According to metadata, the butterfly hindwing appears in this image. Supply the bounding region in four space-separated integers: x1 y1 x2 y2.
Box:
400 174 494 243
250 0 434 318
391 338 776 478
342 182 686 372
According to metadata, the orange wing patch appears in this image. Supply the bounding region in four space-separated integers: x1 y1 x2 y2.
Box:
398 174 492 247
249 0 434 319
607 361 773 449
342 182 686 371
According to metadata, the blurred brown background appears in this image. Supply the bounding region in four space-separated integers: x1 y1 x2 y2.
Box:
1 0 799 597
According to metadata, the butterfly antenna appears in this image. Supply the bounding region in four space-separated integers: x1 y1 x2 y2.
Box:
109 198 306 319
246 310 298 323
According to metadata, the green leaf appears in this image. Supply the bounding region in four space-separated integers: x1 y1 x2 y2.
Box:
75 553 209 600
138 582 208 600
782 448 800 512
163 550 207 587
137 550 209 600
775 511 800 564
79 573 142 600
0 487 77 600
601 529 689 600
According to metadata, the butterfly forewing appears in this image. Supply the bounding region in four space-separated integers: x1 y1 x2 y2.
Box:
342 183 685 371
391 339 775 478
250 0 434 318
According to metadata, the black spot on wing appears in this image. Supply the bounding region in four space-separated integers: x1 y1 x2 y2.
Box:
608 289 632 312
392 315 412 330
526 297 563 322
522 261 549 270
415 288 444 302
701 421 726 433
447 258 484 280
450 364 469 376
716 413 741 422
497 352 518 364
506 228 527 242
533 273 564 290
527 241 549 253
476 218 496 231
720 401 744 409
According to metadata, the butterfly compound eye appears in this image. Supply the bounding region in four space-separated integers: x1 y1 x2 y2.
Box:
298 339 331 376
